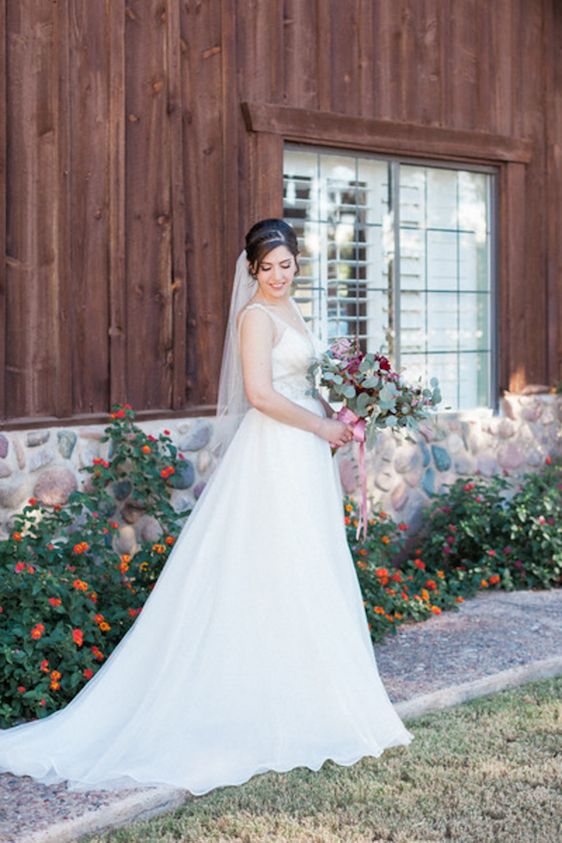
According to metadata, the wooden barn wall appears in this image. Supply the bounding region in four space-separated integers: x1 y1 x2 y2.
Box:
0 0 560 428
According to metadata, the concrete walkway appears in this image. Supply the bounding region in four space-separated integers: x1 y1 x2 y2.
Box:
1 588 561 843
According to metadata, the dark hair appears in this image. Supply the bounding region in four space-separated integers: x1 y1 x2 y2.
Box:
245 218 300 277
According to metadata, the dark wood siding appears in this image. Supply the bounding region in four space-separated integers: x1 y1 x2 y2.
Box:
0 0 560 427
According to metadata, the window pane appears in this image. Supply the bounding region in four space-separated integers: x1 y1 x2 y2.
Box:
283 146 495 410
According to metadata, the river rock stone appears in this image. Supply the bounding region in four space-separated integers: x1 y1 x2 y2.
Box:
0 461 11 478
391 481 409 512
197 449 211 474
431 444 452 472
141 516 162 543
0 479 27 509
404 466 424 488
14 439 26 469
112 480 132 501
28 449 55 473
167 459 195 490
394 444 421 474
193 481 206 500
446 433 465 455
0 434 8 459
179 423 212 452
375 470 394 492
420 440 431 467
338 457 356 494
521 401 542 423
33 466 78 505
497 418 515 439
26 430 50 447
476 451 498 477
115 525 138 555
422 467 435 496
453 453 475 475
57 430 77 459
497 443 525 470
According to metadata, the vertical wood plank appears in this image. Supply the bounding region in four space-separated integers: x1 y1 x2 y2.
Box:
166 0 188 410
107 0 127 408
543 0 561 383
0 0 6 419
500 162 527 392
181 0 226 407
67 0 110 415
283 0 318 110
125 0 173 411
315 0 331 111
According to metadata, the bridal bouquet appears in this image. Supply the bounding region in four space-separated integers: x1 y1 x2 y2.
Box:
309 336 441 539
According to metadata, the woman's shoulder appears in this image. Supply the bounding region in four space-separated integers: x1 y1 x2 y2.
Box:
237 301 275 332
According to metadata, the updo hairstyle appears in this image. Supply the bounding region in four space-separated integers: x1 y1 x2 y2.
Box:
245 218 300 278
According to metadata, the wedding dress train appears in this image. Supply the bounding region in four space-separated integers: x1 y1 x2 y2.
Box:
0 303 413 795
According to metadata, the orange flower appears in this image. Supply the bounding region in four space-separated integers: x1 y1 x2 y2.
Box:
390 571 402 582
413 558 426 570
489 574 500 585
401 591 409 600
437 570 445 579
421 588 430 601
141 445 152 454
358 548 368 557
121 554 131 563
160 466 175 479
385 613 394 621
425 579 437 591
12 532 23 541
73 542 89 555
72 628 84 647
91 646 104 661
455 596 464 603
344 516 350 525
27 565 35 574
31 627 43 640
357 560 367 570
50 670 62 681
375 568 389 578
381 535 391 545
40 659 49 673
83 668 94 680
93 613 104 624
394 612 403 619
379 511 388 519
373 606 385 615
72 579 89 591
152 543 166 554
480 579 489 588
431 605 442 615
119 561 129 573
88 592 98 603
50 680 61 691
344 503 353 513
48 597 62 607
99 621 111 632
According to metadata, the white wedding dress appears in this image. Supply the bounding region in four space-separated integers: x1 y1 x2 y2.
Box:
0 302 413 795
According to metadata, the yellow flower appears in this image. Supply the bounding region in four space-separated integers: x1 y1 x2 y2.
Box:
421 588 430 601
437 570 445 579
344 504 353 513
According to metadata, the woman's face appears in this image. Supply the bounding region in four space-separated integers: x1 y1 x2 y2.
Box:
252 245 297 303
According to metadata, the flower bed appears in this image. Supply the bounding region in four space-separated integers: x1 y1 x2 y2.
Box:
0 406 560 726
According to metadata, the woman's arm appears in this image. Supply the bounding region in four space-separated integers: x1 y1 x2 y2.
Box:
316 394 335 418
239 309 352 446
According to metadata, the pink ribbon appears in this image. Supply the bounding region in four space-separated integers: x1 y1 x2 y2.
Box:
336 407 368 542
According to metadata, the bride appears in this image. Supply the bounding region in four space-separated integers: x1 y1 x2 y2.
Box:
0 219 414 795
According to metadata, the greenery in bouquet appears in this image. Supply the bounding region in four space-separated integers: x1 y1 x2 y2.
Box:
0 404 190 727
309 336 442 448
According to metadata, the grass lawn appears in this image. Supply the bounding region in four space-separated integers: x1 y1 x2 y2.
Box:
84 676 562 843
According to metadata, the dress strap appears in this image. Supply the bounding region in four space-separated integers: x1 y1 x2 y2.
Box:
238 302 287 332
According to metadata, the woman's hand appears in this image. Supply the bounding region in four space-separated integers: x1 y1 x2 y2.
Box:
316 417 355 447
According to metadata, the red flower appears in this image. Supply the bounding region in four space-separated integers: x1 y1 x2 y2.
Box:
72 542 89 555
413 558 426 570
28 497 38 506
40 659 49 673
160 466 175 479
163 429 171 435
377 355 391 371
17 686 26 694
39 699 46 706
12 532 23 541
83 668 94 680
72 628 84 647
398 522 408 531
545 455 552 465
14 562 26 573
91 646 105 661
463 482 475 492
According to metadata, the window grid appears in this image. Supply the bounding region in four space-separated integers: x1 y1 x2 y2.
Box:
283 145 496 410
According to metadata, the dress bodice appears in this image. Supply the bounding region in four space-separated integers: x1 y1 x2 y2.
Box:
239 301 324 402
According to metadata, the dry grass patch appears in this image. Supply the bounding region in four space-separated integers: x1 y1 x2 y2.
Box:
83 676 562 843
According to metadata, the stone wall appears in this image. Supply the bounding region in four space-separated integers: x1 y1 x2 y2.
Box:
0 393 560 543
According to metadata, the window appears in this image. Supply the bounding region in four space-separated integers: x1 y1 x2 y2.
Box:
283 145 496 411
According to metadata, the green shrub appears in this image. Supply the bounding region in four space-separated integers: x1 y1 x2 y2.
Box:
0 404 190 727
